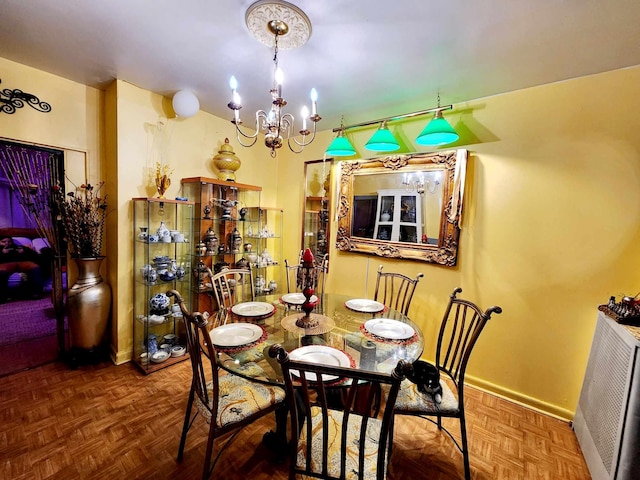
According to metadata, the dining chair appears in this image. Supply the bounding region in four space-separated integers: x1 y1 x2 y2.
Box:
209 267 255 310
269 344 411 480
167 289 286 480
374 265 424 316
390 287 503 480
285 252 329 297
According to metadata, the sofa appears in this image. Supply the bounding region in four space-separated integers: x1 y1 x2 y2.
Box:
0 227 54 297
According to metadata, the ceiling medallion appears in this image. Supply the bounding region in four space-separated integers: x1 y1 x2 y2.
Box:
245 0 312 50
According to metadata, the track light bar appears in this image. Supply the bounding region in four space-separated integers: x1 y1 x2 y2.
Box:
331 105 453 133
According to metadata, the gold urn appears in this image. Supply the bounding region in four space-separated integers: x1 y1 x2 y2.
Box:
213 138 241 181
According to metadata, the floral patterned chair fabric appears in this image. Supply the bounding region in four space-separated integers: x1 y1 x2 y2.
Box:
269 344 411 480
168 290 285 480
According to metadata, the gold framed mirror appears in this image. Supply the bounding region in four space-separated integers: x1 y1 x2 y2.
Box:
336 149 467 266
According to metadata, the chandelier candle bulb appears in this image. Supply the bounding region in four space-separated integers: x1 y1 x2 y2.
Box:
229 76 238 99
275 68 284 98
310 88 317 115
301 106 308 131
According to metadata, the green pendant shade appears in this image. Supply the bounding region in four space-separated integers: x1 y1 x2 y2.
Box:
325 131 356 157
416 111 459 146
365 123 400 152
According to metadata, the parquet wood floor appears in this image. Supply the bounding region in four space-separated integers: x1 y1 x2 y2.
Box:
0 360 591 480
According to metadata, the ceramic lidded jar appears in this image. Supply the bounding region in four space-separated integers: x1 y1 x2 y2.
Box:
212 138 241 181
204 227 219 254
229 227 242 253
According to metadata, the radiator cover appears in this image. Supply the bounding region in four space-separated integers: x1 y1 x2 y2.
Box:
573 312 640 480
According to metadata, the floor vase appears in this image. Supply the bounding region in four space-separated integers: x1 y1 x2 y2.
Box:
67 257 111 352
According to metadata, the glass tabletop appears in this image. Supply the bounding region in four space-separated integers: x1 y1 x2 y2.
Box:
208 292 424 386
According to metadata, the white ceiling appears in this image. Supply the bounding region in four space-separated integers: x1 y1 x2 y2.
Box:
1 0 639 129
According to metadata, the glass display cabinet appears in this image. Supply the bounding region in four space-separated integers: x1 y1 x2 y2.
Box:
304 196 329 258
180 177 264 312
132 197 194 374
244 206 283 297
302 159 332 260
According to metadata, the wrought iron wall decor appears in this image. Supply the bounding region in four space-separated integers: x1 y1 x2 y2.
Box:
0 78 52 114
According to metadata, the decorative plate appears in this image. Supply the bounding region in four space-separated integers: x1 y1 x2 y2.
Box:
209 323 264 347
364 318 415 340
231 302 275 317
344 298 385 313
289 345 352 382
280 293 319 305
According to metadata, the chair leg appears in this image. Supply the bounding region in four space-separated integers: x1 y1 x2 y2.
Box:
202 421 217 480
459 412 471 480
388 415 395 466
177 387 196 461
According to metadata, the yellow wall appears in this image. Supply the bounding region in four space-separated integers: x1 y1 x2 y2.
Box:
276 66 640 419
3 53 640 420
105 80 278 362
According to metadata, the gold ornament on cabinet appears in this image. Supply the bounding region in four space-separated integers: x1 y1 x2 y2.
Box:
213 138 241 181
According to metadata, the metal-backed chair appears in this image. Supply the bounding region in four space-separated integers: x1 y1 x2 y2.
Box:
209 267 254 310
374 264 424 316
285 252 329 297
167 290 285 480
390 287 503 480
269 344 410 480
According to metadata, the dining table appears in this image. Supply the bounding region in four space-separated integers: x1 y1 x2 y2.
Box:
208 292 425 386
206 291 424 458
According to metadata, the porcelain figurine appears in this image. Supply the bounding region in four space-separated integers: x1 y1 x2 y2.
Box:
157 221 170 240
175 263 186 280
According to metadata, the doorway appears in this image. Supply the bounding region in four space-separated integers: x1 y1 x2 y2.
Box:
0 139 66 376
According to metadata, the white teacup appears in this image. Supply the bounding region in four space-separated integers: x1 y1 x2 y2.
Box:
140 353 149 365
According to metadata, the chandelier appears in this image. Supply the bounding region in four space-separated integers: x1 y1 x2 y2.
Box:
227 1 320 157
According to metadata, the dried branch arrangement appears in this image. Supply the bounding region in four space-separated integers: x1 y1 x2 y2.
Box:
0 146 60 252
54 181 107 258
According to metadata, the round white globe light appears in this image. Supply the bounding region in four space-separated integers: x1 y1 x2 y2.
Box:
172 90 199 118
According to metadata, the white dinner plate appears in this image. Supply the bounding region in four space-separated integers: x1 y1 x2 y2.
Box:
289 345 351 382
231 302 275 317
280 293 319 305
209 323 263 347
364 318 415 340
345 298 385 313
